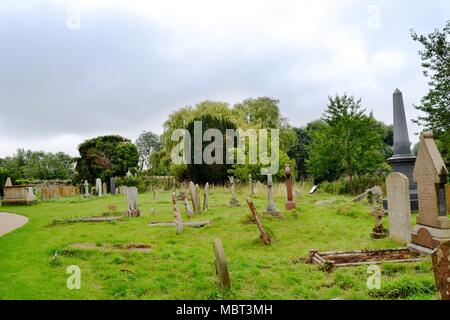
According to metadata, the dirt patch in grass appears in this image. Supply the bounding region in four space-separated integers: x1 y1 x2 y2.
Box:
70 243 153 253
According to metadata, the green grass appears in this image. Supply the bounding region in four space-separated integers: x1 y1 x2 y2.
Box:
0 187 436 300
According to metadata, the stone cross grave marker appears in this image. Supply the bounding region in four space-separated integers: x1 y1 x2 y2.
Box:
172 192 184 234
95 178 102 197
370 192 388 239
228 176 240 207
265 174 280 217
125 187 140 217
431 241 450 300
284 164 296 210
203 182 209 212
409 132 450 254
386 172 412 245
213 238 231 289
246 198 271 244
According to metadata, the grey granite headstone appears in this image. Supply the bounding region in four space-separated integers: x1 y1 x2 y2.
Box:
95 178 102 197
110 178 116 195
386 172 412 245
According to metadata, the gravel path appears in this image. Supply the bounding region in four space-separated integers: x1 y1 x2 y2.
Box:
0 212 29 237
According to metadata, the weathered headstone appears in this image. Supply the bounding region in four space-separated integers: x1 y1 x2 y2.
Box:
195 184 201 212
213 238 231 289
386 172 412 245
4 177 12 187
110 178 116 195
248 173 254 196
189 182 201 214
387 89 418 211
203 183 209 212
125 187 140 217
95 178 102 197
228 176 240 207
284 164 296 210
431 241 450 300
409 132 450 254
83 180 89 197
246 198 271 245
126 169 132 177
309 185 318 194
102 182 108 195
181 192 193 217
172 192 183 234
265 174 280 217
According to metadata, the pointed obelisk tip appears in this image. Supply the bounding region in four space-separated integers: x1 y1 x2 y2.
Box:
394 88 402 95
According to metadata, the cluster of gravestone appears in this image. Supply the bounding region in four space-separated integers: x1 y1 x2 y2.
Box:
306 89 450 299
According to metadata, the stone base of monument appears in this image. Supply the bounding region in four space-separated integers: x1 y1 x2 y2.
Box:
386 155 419 211
228 198 240 207
285 201 296 210
307 248 421 272
265 206 281 218
371 225 389 239
408 225 450 255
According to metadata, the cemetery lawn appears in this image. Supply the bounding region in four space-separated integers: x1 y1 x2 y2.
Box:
0 190 437 300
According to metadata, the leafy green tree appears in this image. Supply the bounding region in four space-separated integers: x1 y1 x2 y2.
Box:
411 20 450 167
307 94 387 185
75 135 139 183
135 131 161 171
0 149 75 182
185 115 237 184
288 127 312 179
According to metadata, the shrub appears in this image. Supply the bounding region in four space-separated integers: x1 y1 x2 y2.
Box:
320 174 387 196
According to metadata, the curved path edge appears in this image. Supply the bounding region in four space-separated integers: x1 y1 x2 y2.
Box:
0 212 29 237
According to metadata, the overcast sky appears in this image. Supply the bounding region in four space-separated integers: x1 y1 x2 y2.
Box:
0 0 448 157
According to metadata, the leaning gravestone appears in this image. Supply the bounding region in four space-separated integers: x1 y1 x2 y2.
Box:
95 178 102 197
386 172 412 245
213 238 231 289
189 182 201 214
265 174 280 217
431 241 450 300
125 187 140 217
179 192 193 218
172 192 183 234
246 198 271 245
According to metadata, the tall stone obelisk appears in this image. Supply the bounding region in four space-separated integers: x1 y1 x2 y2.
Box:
387 89 418 211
